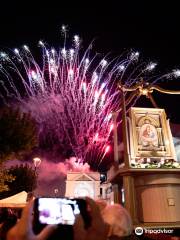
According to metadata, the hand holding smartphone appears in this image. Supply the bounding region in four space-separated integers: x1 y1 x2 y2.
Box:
7 197 108 240
35 198 80 225
33 197 91 239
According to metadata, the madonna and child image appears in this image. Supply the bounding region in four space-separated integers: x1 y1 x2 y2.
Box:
139 123 158 147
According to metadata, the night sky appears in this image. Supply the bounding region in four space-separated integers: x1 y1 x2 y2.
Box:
1 1 180 122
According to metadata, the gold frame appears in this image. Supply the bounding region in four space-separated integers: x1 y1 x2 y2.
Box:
130 107 175 160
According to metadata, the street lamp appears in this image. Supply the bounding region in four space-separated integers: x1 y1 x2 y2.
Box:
33 157 41 197
33 157 41 172
54 188 59 197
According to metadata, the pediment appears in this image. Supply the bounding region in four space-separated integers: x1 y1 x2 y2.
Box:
66 172 100 181
74 173 95 181
76 175 92 181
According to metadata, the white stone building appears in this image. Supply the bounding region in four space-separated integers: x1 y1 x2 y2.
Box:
65 172 114 203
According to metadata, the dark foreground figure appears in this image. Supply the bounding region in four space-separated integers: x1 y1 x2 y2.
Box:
5 197 132 240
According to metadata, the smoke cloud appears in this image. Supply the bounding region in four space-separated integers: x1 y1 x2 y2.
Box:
5 157 91 197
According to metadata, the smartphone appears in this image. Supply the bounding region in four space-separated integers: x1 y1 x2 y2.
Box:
33 197 91 236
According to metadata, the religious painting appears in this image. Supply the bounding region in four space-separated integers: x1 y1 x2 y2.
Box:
139 123 158 147
129 107 176 161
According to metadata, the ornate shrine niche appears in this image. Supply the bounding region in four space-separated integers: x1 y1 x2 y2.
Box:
129 107 176 164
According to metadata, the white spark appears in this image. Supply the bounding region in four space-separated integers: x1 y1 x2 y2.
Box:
61 48 66 58
61 25 66 33
172 69 180 78
100 82 106 91
92 72 98 85
74 35 80 47
69 48 75 58
82 82 86 91
51 48 55 54
85 58 89 64
23 45 29 51
14 48 19 55
146 62 157 71
130 51 139 60
50 58 54 64
31 70 38 80
0 52 7 58
100 59 107 67
118 65 125 71
38 41 44 46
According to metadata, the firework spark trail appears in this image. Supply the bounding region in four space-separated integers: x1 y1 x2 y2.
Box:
0 27 179 167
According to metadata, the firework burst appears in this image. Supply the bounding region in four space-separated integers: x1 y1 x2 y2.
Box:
0 27 179 169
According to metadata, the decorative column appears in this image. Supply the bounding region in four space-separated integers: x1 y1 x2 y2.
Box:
112 111 119 167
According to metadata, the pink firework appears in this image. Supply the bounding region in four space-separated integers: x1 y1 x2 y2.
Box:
0 27 179 167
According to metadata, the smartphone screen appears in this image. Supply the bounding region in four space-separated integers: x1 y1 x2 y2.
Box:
37 198 81 225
